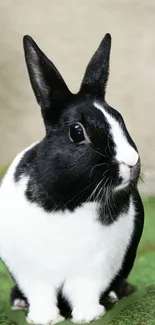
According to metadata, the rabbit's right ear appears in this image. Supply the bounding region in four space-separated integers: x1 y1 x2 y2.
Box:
80 33 111 99
23 35 71 127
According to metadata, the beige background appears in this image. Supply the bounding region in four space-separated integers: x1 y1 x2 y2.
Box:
0 0 154 194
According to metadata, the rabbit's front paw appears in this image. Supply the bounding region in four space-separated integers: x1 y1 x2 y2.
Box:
26 307 64 325
72 304 105 324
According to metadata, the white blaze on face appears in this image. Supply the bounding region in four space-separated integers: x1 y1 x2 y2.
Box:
94 102 139 187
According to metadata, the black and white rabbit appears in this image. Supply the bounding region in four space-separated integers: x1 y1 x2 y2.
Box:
0 33 144 325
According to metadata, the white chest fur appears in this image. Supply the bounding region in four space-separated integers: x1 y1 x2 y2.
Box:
0 180 135 291
0 146 135 308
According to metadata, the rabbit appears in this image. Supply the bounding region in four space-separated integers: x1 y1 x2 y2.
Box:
0 33 144 325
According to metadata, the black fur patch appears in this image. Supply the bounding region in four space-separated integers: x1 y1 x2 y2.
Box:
14 96 140 223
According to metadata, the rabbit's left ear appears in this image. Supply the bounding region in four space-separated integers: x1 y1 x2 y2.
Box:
80 33 111 98
23 35 72 127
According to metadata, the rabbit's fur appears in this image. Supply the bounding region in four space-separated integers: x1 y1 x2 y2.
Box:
0 34 144 324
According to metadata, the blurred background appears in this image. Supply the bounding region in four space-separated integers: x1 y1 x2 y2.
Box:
0 0 155 194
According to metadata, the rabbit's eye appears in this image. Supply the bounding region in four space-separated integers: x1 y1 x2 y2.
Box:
69 123 86 143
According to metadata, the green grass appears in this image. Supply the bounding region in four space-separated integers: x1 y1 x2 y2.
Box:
0 166 8 181
0 197 155 324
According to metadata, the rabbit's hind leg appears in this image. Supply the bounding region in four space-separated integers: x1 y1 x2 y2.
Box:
11 284 28 310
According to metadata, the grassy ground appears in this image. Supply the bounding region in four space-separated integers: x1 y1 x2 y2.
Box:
0 197 155 325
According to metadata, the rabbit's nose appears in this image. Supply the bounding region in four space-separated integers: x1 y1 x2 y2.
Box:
116 147 139 168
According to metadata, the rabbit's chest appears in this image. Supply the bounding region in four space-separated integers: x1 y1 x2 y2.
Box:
0 175 135 287
38 201 135 279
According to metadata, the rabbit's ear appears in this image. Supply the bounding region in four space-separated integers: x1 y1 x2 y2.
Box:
23 35 71 126
80 33 111 98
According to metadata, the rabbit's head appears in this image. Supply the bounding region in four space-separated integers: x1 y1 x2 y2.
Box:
23 34 140 211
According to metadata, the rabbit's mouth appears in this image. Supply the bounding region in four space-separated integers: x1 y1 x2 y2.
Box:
115 179 130 192
115 159 140 192
130 160 140 181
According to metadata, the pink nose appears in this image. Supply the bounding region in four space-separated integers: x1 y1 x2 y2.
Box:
116 148 139 167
